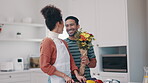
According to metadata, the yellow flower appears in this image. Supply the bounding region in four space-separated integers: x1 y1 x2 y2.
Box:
81 32 90 38
74 28 95 50
87 38 91 41
81 42 87 46
78 39 82 41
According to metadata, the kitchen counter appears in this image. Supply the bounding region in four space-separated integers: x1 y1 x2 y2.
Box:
0 68 48 83
128 82 141 83
0 69 142 83
0 68 42 74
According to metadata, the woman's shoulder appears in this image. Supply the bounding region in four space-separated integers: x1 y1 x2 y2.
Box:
61 40 67 44
41 37 54 45
42 37 53 42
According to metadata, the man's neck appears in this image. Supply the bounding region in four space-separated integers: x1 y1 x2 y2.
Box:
69 36 76 40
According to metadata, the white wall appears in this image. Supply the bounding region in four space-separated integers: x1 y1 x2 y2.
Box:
0 0 42 23
0 0 69 23
0 0 40 62
37 0 69 39
146 0 148 66
0 0 70 62
127 0 147 82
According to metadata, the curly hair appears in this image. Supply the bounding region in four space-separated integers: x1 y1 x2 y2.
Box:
41 5 63 31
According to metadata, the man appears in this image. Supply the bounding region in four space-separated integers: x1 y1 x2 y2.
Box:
65 16 97 82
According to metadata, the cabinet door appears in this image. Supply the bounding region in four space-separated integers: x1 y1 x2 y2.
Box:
14 81 30 83
97 0 127 47
0 72 30 83
31 71 48 83
99 72 128 83
68 0 100 75
68 0 97 37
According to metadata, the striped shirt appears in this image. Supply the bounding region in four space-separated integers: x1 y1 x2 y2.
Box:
65 38 96 82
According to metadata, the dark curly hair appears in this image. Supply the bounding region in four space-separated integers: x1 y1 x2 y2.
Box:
41 5 63 31
65 16 79 25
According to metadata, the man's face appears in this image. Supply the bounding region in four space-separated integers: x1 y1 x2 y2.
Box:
65 19 79 36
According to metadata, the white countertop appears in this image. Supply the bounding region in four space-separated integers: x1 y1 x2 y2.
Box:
0 68 42 74
128 82 142 83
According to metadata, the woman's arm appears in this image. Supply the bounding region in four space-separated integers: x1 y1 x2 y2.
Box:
53 70 74 83
40 38 74 83
40 38 57 75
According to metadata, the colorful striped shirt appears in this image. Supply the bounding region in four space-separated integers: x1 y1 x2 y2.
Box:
65 38 96 81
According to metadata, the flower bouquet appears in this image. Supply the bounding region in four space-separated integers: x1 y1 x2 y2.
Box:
74 28 95 75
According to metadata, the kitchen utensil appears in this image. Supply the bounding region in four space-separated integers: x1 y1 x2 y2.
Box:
103 79 120 83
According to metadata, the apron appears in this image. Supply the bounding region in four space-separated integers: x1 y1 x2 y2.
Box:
49 38 71 83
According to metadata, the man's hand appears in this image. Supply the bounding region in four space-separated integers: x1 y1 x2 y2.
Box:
81 56 90 65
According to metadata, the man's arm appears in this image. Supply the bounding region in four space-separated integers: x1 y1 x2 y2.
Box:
81 56 97 68
87 58 97 68
84 44 97 68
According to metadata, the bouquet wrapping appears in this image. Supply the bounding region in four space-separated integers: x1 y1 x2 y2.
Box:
74 28 95 75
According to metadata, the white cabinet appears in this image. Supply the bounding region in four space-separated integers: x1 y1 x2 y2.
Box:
68 0 97 37
67 0 100 75
0 72 30 83
97 0 127 47
0 22 46 61
97 0 147 82
0 69 48 83
126 0 147 82
100 72 128 83
0 22 45 42
31 71 48 83
91 71 129 83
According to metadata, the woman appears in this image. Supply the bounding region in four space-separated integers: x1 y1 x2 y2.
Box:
40 5 86 83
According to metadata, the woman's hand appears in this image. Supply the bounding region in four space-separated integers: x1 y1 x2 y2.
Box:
63 75 74 83
75 75 86 82
73 69 86 82
52 70 74 83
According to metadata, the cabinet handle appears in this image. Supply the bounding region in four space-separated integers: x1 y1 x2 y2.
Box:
97 73 100 76
93 73 95 75
97 44 99 47
9 76 11 78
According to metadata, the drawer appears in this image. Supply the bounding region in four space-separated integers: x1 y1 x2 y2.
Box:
99 72 128 83
0 80 30 83
0 72 30 83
